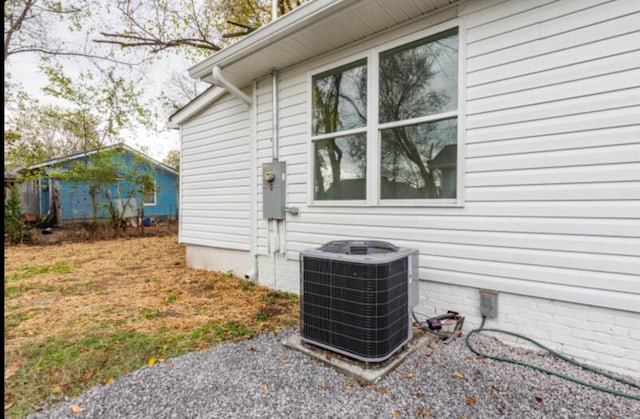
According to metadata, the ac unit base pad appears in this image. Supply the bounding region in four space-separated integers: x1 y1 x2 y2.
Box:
282 329 438 384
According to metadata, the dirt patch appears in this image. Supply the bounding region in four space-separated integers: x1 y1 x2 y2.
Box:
4 234 299 417
4 234 298 344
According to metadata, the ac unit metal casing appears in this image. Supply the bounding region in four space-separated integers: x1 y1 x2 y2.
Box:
300 240 419 362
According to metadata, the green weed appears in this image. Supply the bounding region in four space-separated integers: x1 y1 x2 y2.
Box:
142 309 161 320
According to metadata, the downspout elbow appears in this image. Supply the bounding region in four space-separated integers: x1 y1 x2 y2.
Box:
244 269 256 281
212 66 252 106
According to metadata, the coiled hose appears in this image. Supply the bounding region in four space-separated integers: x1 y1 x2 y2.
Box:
465 327 640 400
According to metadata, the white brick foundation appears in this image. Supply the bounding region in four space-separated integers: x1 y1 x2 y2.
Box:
257 256 640 379
418 281 640 380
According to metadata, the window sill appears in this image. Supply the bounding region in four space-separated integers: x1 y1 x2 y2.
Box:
308 199 463 208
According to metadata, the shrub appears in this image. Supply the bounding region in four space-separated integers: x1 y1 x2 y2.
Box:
4 185 25 244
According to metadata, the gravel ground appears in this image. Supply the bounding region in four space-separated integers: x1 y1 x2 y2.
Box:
31 329 639 418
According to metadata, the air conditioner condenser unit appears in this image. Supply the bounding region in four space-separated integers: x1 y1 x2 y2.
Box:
300 240 419 363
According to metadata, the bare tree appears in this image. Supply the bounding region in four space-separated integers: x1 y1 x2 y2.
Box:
94 0 307 59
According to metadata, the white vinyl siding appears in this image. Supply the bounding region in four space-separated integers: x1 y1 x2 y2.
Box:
180 93 251 250
181 0 639 311
250 0 640 310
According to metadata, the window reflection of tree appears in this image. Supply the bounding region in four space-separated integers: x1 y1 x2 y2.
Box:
312 62 367 199
379 31 457 199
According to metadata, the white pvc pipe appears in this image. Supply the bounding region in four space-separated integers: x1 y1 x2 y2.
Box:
211 66 252 106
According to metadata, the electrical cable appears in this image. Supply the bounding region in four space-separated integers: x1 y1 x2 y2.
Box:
478 314 486 330
465 327 640 400
412 310 465 344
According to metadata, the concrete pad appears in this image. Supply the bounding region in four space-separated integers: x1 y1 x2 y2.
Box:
282 331 438 384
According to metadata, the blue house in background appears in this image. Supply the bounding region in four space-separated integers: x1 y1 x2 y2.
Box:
28 143 179 225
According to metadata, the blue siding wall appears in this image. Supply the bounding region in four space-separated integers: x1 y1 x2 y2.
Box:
140 168 178 219
39 149 178 222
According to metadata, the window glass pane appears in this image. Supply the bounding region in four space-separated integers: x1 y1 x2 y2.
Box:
380 118 457 199
314 134 366 200
379 29 458 123
312 60 367 135
142 176 155 204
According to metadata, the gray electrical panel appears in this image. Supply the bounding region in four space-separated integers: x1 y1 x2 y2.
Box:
262 161 286 219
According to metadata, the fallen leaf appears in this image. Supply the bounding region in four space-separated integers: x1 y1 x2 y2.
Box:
535 396 543 404
280 359 289 365
83 370 94 380
320 381 327 390
107 377 115 384
467 396 477 405
148 357 157 367
248 347 256 352
51 385 62 393
4 403 14 411
453 371 467 381
426 409 436 417
379 387 388 395
394 410 402 417
345 384 352 390
491 386 501 396
70 405 86 413
262 384 269 394
4 360 21 379
411 390 423 398
405 372 414 379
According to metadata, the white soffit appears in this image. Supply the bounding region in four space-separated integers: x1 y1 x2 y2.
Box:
189 0 460 87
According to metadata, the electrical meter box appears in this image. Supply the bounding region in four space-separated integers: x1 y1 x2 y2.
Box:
262 161 286 219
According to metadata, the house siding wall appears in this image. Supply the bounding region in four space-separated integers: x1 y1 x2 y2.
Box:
52 153 178 222
251 0 640 376
180 93 252 251
180 0 640 376
253 0 640 308
142 167 179 219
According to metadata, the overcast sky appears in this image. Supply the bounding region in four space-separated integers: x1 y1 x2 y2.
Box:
4 15 201 162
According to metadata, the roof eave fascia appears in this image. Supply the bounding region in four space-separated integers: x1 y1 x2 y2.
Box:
168 86 227 128
188 0 358 81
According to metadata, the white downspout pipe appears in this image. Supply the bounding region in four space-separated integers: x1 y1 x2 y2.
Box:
271 68 280 161
211 66 252 106
245 80 259 282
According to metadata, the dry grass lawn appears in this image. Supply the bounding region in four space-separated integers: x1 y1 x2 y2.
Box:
4 235 299 418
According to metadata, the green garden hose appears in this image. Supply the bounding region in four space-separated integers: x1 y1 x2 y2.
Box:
465 328 640 400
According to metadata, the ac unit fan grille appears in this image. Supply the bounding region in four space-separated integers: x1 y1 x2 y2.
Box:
301 256 409 361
